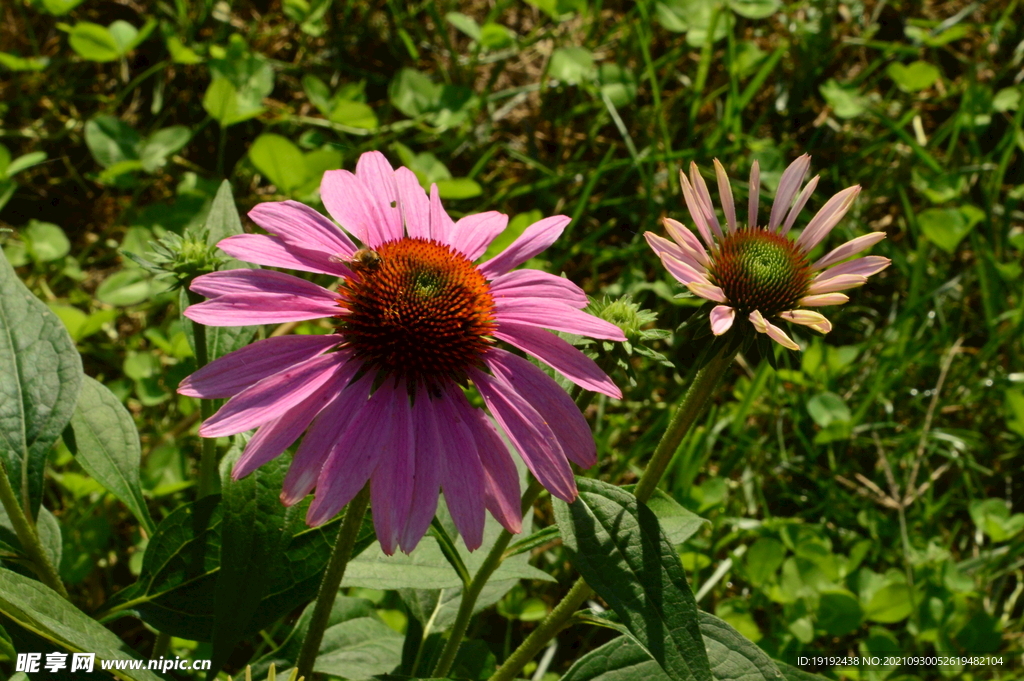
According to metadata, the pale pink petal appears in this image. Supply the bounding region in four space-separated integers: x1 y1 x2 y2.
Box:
199 352 349 437
778 310 832 334
814 255 891 282
452 212 509 261
434 394 486 550
813 232 887 270
690 162 723 240
748 160 760 229
370 385 415 555
679 170 715 249
306 382 391 526
218 234 352 278
769 154 810 232
321 169 386 247
231 367 351 479
485 348 597 468
780 175 820 236
661 254 713 287
478 216 571 279
178 334 340 399
183 293 342 325
687 281 728 304
799 292 849 307
355 151 403 242
399 396 442 552
806 273 868 295
395 167 431 239
713 159 737 233
281 373 373 506
248 200 356 258
450 392 522 534
795 186 861 253
469 368 577 503
494 321 621 398
662 218 711 268
709 305 736 336
494 298 626 341
429 184 455 247
190 269 339 302
645 233 705 273
748 310 799 351
490 269 588 309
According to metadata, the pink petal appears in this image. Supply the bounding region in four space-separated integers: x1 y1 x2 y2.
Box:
306 382 392 526
218 234 352 278
355 151 404 242
687 281 728 304
806 273 868 295
749 310 799 351
199 352 349 437
190 269 339 301
813 232 887 270
645 233 705 273
395 167 431 240
799 292 849 307
678 170 714 249
429 183 455 246
485 348 597 468
748 161 761 229
231 368 350 479
781 175 820 236
494 298 626 341
494 321 621 398
478 215 571 279
662 218 711 268
434 393 486 550
399 396 443 552
778 310 832 334
321 169 385 247
281 373 373 506
690 162 723 241
661 253 712 286
370 385 415 555
709 305 735 335
178 334 341 399
815 255 891 282
451 393 522 534
769 154 810 232
490 269 589 309
184 293 342 326
713 159 737 232
469 368 577 503
248 200 356 258
452 211 509 261
795 185 861 253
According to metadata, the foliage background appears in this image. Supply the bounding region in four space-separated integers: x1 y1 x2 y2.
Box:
0 0 1022 679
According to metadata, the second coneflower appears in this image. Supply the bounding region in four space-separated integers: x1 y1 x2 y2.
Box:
646 155 890 350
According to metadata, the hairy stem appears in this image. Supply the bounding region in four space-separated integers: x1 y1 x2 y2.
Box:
0 460 68 599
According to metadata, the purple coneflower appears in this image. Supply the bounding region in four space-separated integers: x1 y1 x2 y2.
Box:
177 152 623 555
646 155 890 350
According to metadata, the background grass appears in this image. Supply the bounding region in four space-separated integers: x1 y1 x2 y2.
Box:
1 0 1023 679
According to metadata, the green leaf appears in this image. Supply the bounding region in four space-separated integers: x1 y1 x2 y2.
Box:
700 612 784 680
434 178 483 200
0 52 50 71
480 23 515 50
819 79 867 119
66 22 121 62
446 12 481 40
549 47 596 85
728 0 780 19
33 0 85 15
303 74 334 114
0 501 60 568
775 662 830 681
917 206 983 254
139 127 191 173
887 61 940 93
24 221 70 263
0 251 83 518
805 392 850 428
249 134 310 193
816 588 862 636
328 100 378 129
5 152 47 177
553 477 712 681
95 269 153 306
561 634 668 681
390 68 443 118
66 376 155 534
643 489 709 545
862 583 912 623
85 115 142 169
0 568 161 680
993 87 1021 113
745 538 786 587
203 77 264 127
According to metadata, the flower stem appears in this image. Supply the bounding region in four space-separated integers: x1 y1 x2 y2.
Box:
295 483 371 681
186 290 219 499
432 479 543 677
0 461 69 599
488 343 737 681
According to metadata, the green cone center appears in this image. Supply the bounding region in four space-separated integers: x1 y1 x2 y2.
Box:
709 229 811 317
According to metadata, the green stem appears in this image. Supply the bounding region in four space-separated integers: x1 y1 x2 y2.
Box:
151 632 171 660
488 343 737 681
432 480 544 677
0 461 68 599
187 290 219 498
295 483 371 681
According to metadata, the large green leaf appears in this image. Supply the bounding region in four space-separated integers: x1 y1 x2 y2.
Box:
0 251 83 517
553 478 712 681
66 376 154 534
84 115 142 168
561 634 668 681
700 612 782 680
248 134 309 193
0 568 161 681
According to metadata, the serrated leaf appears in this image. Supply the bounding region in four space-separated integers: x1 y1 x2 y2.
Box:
0 251 83 518
66 376 155 534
